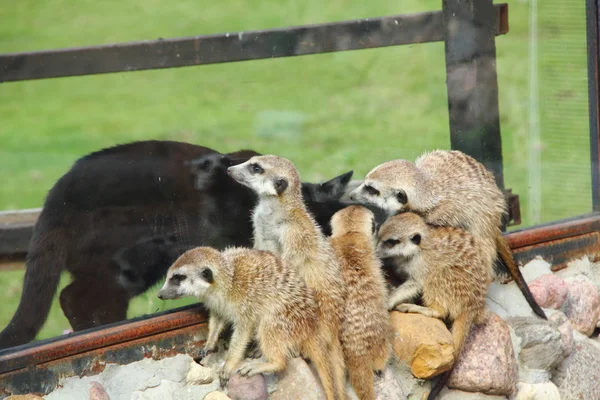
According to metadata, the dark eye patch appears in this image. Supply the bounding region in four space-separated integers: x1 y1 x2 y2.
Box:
383 239 400 247
249 163 264 174
364 185 380 196
171 273 187 284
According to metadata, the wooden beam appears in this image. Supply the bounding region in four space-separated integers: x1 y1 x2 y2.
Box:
0 5 508 83
442 0 505 191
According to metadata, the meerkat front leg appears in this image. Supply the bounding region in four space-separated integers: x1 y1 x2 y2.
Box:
219 322 254 387
387 280 422 311
203 313 227 356
394 303 444 319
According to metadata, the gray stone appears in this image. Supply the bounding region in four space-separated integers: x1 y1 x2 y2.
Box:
271 358 325 400
373 365 407 400
552 336 600 400
512 381 561 400
389 361 430 400
486 282 539 319
437 388 507 399
548 310 574 358
226 374 267 400
507 317 564 370
517 369 551 385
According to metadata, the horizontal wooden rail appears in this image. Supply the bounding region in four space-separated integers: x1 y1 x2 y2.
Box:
0 4 508 83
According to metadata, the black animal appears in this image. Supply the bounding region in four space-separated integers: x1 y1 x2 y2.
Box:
0 140 371 349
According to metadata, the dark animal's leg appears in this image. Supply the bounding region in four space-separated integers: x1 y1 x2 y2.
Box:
60 275 129 331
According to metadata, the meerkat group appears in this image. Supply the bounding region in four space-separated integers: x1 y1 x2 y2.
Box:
157 149 542 400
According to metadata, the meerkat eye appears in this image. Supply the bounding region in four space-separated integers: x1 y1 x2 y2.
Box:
171 273 187 284
200 160 211 170
409 234 421 245
364 185 380 196
396 190 408 204
201 268 214 284
249 163 264 174
383 239 400 247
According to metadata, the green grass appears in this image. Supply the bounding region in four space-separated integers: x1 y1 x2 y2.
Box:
0 0 592 342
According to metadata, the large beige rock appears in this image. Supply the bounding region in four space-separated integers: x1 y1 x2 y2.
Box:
5 396 44 400
390 311 455 379
204 392 232 400
447 313 518 396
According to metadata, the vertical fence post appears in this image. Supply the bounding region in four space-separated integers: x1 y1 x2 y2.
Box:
442 0 505 191
586 0 600 212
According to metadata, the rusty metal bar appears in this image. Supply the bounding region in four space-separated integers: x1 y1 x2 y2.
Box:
0 4 508 83
0 304 207 375
586 0 600 212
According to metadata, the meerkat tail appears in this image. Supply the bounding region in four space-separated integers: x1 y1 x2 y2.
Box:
495 230 547 320
303 335 340 400
427 313 472 400
347 360 376 400
330 339 349 400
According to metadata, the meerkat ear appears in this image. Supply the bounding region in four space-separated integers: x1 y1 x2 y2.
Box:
274 178 288 195
200 268 214 284
397 190 408 205
410 234 421 245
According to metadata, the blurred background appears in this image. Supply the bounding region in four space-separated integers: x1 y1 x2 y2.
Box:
0 0 592 340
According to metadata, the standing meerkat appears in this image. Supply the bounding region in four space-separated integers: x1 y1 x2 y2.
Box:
376 212 491 400
157 246 337 387
329 205 391 400
227 155 348 400
349 150 546 319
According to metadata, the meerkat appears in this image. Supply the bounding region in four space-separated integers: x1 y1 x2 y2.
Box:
157 246 343 389
377 212 491 400
349 149 546 320
329 205 391 400
227 155 348 400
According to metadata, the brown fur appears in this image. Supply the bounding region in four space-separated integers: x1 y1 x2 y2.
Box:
377 212 490 396
329 206 391 400
158 246 341 386
228 155 348 400
351 150 546 319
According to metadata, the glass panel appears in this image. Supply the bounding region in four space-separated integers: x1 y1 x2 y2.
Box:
0 0 593 351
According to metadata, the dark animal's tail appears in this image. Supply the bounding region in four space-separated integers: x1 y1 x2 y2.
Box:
0 219 67 349
495 229 547 320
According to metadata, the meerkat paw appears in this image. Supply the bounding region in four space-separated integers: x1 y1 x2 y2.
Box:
196 346 217 362
218 367 230 388
237 360 282 377
395 303 444 319
246 345 263 359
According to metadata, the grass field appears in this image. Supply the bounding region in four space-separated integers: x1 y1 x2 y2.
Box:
0 0 592 342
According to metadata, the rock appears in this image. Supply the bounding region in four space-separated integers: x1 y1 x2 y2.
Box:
512 381 561 400
89 382 111 400
388 360 430 400
204 392 232 400
562 278 600 336
527 274 568 309
226 373 267 400
186 361 214 385
373 365 407 400
548 311 574 358
271 358 325 400
5 396 45 400
486 282 539 319
437 388 507 399
447 313 517 396
556 257 596 284
521 258 553 283
507 317 564 370
390 311 454 379
552 335 600 400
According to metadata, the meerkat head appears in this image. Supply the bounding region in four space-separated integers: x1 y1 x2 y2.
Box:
330 205 377 238
226 155 301 198
157 247 225 301
348 160 433 216
376 212 428 260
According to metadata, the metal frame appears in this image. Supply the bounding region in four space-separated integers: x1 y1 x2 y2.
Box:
1 1 600 396
587 0 600 211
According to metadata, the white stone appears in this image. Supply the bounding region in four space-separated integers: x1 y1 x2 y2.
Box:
203 391 232 400
186 361 214 385
486 282 539 319
511 381 561 400
556 257 596 285
521 258 553 283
